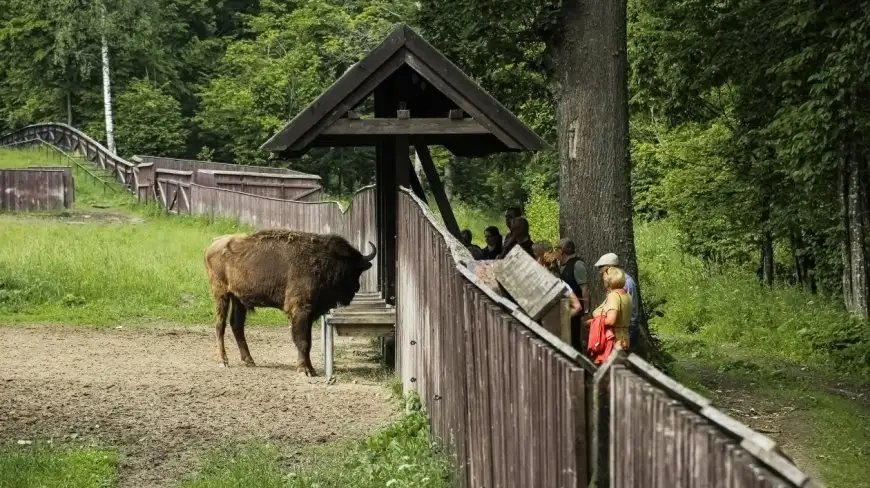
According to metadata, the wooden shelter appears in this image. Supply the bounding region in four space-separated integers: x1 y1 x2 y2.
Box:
261 23 549 305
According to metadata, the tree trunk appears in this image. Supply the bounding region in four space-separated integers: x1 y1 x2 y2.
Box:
66 92 73 126
101 32 116 155
545 0 658 361
414 150 427 192
760 231 774 287
841 150 869 318
444 157 454 200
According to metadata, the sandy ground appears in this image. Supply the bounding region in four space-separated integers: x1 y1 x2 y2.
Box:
0 324 397 487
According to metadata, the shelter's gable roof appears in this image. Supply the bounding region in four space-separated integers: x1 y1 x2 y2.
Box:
260 24 549 157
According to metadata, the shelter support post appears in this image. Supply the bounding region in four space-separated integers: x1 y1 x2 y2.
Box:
413 142 461 240
376 135 409 306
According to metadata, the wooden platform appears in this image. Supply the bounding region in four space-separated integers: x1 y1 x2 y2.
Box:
322 292 396 376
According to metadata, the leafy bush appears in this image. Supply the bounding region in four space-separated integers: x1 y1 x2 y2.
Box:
522 174 559 245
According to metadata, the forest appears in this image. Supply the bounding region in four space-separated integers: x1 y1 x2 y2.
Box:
2 0 868 320
1 1 869 483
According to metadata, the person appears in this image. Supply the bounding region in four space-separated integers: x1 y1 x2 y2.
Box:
558 279 584 318
538 248 562 275
460 229 483 259
587 266 633 363
532 240 553 261
559 238 590 349
594 252 641 348
502 206 522 246
497 216 534 259
480 226 503 260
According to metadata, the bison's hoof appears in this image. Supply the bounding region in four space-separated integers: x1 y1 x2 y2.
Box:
217 362 229 369
242 360 256 367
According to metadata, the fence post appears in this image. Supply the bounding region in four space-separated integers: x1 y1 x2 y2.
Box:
590 348 628 488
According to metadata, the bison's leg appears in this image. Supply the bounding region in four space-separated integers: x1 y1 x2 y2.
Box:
287 306 317 377
214 294 230 367
229 296 256 366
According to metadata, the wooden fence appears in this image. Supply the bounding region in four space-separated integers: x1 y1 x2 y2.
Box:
189 184 378 293
132 155 323 211
596 353 812 488
0 167 74 211
396 188 815 488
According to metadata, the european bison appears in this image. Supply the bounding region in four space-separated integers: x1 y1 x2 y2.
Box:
204 229 376 376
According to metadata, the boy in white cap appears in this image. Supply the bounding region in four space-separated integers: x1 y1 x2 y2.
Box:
594 252 641 348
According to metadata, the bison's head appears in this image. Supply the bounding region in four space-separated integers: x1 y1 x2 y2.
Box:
337 241 377 306
359 241 376 270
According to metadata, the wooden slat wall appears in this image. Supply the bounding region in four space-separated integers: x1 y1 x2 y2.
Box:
0 168 73 211
134 155 316 177
189 183 378 293
397 190 589 488
606 364 795 488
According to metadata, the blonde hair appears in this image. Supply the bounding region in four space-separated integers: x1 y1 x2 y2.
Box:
602 266 626 290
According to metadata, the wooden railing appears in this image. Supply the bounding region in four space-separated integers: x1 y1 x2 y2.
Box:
189 184 378 293
396 188 815 488
0 123 139 191
133 155 323 211
595 353 813 488
0 167 74 211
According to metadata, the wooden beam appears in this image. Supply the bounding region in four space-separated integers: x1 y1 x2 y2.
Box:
448 109 465 119
413 142 461 240
321 118 491 136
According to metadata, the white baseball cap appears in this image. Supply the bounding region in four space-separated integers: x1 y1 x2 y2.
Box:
594 252 620 268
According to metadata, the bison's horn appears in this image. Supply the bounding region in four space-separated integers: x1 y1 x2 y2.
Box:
362 241 377 261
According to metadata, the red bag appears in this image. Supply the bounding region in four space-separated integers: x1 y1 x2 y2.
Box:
587 312 616 365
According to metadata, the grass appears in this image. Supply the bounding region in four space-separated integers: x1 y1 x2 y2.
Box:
0 147 294 326
0 442 117 488
425 193 502 247
635 220 870 378
179 392 452 488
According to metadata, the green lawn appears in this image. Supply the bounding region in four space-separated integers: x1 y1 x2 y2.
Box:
179 392 451 488
0 442 117 488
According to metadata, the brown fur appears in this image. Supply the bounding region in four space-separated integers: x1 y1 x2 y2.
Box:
205 229 376 376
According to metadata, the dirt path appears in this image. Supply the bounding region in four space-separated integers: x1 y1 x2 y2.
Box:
0 324 397 487
679 360 854 484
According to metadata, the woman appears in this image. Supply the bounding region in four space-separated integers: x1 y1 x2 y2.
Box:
587 267 633 363
479 226 503 260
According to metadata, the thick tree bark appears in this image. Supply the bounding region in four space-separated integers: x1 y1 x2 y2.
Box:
443 157 454 200
413 150 426 191
545 0 658 361
841 151 869 318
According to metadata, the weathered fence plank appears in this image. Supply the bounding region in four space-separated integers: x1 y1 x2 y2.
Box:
0 168 73 212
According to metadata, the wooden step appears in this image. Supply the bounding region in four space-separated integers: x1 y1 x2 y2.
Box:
327 311 395 325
